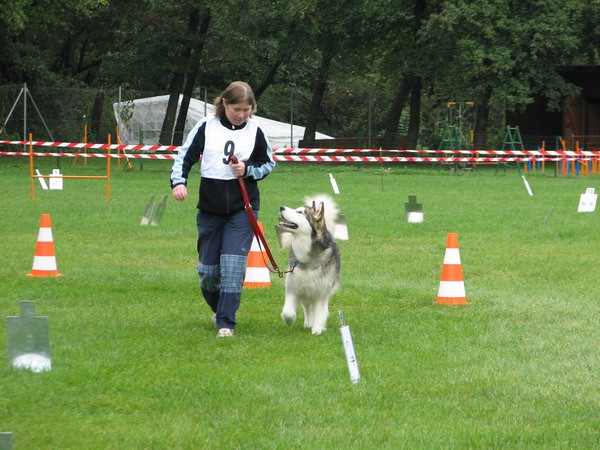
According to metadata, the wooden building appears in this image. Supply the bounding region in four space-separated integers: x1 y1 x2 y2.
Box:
506 66 600 150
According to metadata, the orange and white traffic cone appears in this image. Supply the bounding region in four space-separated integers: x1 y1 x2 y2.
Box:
244 222 270 289
436 232 468 305
27 213 62 277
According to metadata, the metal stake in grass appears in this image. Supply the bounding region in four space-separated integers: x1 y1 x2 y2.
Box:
6 301 51 373
339 311 360 384
150 195 168 226
543 206 554 229
140 194 156 226
379 147 384 192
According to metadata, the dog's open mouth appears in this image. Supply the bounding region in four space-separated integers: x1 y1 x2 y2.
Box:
278 217 298 230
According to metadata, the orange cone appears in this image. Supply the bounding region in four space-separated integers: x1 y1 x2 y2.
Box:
436 232 468 305
244 222 270 289
27 214 62 277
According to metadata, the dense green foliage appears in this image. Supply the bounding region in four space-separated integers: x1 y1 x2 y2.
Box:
1 1 599 145
1 157 599 448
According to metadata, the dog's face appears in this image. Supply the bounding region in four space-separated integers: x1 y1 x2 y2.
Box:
278 201 325 235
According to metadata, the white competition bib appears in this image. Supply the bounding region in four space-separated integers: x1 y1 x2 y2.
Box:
200 116 258 180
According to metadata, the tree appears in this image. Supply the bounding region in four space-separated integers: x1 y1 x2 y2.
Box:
297 0 372 145
418 0 590 148
159 6 208 146
2 0 598 148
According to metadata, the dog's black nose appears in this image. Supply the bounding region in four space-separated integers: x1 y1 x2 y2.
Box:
280 206 284 211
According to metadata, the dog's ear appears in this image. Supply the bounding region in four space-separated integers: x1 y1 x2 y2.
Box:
314 201 325 222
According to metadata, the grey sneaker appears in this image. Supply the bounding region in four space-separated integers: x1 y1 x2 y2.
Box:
212 313 217 329
217 328 234 338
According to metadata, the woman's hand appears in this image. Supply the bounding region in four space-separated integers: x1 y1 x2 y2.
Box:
172 184 187 201
231 159 246 178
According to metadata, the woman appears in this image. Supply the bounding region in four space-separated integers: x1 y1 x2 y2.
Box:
170 81 276 337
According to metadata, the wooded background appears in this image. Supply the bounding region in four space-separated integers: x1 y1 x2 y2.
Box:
1 0 599 149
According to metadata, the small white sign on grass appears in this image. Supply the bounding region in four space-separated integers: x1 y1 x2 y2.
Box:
6 301 51 373
49 169 63 190
577 188 597 213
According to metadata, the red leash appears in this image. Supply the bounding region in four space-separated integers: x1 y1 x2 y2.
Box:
230 156 291 277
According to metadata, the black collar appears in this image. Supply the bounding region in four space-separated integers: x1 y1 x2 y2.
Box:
220 116 248 130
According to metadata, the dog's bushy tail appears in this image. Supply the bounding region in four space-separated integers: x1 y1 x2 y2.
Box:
305 194 339 234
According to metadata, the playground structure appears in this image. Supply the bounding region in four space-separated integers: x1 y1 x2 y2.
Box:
436 101 475 172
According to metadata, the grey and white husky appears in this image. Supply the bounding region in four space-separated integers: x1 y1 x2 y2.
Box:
277 195 341 335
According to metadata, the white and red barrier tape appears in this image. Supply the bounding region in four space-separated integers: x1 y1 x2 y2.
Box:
1 139 599 162
0 151 595 164
274 147 600 157
0 151 174 159
0 139 179 152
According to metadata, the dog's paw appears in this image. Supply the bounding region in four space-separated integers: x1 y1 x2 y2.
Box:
311 327 326 335
281 311 296 326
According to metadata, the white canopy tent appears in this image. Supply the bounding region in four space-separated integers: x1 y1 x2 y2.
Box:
113 95 332 149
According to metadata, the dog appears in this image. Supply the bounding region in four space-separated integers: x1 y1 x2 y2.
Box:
277 195 341 335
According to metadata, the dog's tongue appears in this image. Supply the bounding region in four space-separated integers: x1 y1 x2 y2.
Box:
278 219 298 230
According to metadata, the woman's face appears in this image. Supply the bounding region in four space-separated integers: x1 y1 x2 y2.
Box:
224 100 252 126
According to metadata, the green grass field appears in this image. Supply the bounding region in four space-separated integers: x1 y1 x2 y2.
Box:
1 156 599 449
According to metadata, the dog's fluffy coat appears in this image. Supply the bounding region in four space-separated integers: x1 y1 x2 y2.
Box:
277 195 341 335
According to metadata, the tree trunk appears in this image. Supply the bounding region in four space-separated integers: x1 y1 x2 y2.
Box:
59 35 76 74
302 51 332 146
473 104 490 149
254 58 282 101
160 8 200 145
173 13 211 146
405 76 422 149
473 90 492 149
382 78 410 149
90 91 105 141
173 77 196 146
160 76 184 145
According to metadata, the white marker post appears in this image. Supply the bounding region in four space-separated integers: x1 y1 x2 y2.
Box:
35 169 48 190
329 173 340 195
334 214 349 241
522 175 533 196
339 311 360 384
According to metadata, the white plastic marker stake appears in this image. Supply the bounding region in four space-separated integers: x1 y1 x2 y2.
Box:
522 175 533 196
35 169 48 190
329 173 340 195
339 311 360 384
